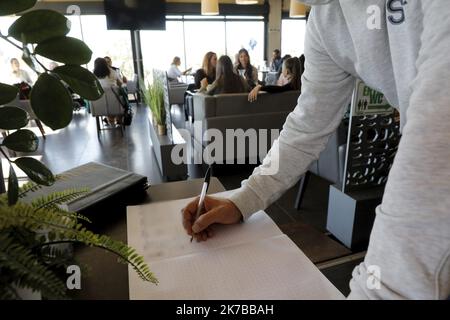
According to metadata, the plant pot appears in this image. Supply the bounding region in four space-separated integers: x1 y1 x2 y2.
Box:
157 124 167 135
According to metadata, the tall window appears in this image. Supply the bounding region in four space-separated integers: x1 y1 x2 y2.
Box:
226 20 265 69
78 15 133 79
281 19 307 58
141 21 185 84
140 16 265 85
184 20 226 72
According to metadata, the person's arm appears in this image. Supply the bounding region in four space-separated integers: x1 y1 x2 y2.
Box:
262 83 293 93
252 66 259 85
228 9 356 220
348 0 450 300
181 8 355 241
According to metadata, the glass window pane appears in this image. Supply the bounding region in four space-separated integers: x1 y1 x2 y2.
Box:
225 21 265 69
0 16 38 84
80 15 133 79
281 19 307 57
184 21 226 72
141 21 185 84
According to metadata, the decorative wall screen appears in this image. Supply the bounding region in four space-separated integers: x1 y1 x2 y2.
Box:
342 80 401 192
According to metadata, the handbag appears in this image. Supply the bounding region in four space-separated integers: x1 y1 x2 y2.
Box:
112 86 133 126
123 107 133 126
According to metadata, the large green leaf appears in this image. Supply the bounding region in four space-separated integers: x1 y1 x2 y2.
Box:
2 129 39 152
14 157 54 186
53 65 104 100
8 10 70 44
30 73 73 130
0 106 29 130
0 0 36 16
0 83 18 105
8 166 19 206
35 37 92 65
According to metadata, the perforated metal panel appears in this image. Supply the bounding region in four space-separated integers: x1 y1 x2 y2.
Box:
342 80 401 192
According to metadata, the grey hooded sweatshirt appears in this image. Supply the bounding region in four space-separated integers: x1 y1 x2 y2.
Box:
228 0 450 299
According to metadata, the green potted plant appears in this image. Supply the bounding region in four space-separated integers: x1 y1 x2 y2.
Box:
144 80 166 135
0 0 157 299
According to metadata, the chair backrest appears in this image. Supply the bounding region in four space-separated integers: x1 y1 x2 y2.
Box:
126 74 138 93
90 86 124 117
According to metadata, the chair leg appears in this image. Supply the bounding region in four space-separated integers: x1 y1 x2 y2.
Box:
35 120 46 140
295 171 311 210
95 116 101 133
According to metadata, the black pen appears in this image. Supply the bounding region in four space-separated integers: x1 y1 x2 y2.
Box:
190 166 212 242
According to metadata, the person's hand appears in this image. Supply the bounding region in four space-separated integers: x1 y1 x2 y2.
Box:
248 85 262 102
200 77 208 89
181 196 243 242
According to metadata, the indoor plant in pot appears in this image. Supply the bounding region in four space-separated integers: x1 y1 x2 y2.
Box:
145 80 167 135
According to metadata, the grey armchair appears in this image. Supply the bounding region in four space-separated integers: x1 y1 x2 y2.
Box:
90 86 125 134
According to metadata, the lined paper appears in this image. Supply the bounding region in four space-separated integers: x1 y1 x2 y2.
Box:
127 192 344 300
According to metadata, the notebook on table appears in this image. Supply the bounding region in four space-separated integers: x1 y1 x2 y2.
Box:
20 162 147 212
127 191 344 300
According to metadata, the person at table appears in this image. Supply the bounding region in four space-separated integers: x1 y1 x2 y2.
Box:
270 49 283 72
10 58 33 85
93 57 128 125
276 54 293 86
167 56 192 82
199 55 249 95
248 57 303 102
194 51 217 89
234 49 259 88
104 56 127 84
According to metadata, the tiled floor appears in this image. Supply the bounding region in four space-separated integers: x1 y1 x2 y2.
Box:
1 103 365 297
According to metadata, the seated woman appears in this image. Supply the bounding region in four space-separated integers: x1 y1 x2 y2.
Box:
248 57 303 102
93 57 127 125
199 55 249 95
194 51 217 89
167 56 191 82
234 49 259 88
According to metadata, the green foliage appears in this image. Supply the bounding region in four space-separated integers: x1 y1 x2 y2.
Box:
14 157 55 187
7 166 18 206
0 106 29 130
0 83 18 105
145 79 166 126
0 0 36 16
53 65 104 100
30 73 74 130
1 129 38 152
0 187 158 299
8 10 70 44
35 37 92 65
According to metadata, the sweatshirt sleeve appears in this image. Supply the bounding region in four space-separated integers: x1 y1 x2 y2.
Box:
348 0 450 300
228 9 356 220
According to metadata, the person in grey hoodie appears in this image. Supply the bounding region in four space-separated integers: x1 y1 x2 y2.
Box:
182 0 450 299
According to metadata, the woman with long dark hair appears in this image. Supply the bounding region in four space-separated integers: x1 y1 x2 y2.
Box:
248 56 303 102
234 49 259 88
194 51 217 89
200 55 249 95
93 57 128 125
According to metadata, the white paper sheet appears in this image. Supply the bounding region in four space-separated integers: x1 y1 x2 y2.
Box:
127 192 344 300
